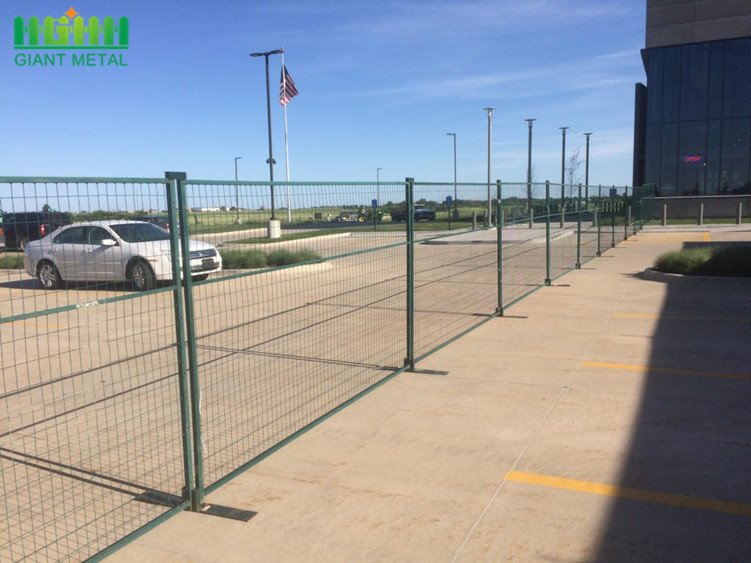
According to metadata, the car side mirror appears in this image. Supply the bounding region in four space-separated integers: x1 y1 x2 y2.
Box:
101 238 117 246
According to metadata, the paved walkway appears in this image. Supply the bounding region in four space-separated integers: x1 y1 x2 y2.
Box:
111 225 751 562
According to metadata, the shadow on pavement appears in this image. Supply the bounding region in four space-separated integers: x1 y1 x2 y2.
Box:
594 268 751 560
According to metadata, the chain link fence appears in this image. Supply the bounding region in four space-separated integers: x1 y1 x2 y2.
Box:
0 175 648 560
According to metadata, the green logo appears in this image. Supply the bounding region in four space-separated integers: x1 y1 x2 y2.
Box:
14 6 128 50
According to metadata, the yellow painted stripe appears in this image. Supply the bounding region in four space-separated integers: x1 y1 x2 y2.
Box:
703 231 711 242
506 471 751 517
615 313 751 324
581 360 751 381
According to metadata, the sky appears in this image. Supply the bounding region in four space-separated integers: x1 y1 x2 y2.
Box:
2 0 647 187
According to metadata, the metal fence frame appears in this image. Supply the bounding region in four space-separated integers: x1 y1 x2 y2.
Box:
0 174 651 561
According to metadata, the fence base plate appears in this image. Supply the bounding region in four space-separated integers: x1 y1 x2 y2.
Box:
136 490 257 521
408 368 449 376
198 503 257 522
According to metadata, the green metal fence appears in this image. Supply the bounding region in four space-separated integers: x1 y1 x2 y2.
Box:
0 174 647 561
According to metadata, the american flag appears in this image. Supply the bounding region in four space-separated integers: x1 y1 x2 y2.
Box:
280 65 299 106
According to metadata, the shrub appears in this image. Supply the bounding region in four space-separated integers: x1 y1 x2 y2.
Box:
219 248 320 269
219 249 269 269
654 248 712 275
654 245 751 277
266 249 320 266
0 255 24 269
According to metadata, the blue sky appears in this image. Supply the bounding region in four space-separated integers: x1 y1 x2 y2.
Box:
3 0 646 186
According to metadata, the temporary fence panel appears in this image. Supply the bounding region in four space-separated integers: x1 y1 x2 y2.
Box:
0 174 646 561
0 178 192 562
180 180 410 491
410 182 498 361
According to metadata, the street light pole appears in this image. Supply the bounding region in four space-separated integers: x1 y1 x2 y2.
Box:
483 108 496 227
525 119 535 211
446 132 457 218
584 132 592 206
376 167 382 204
250 48 283 223
560 126 569 227
234 156 242 224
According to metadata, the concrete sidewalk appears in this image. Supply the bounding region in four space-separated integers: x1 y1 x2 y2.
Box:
111 226 751 562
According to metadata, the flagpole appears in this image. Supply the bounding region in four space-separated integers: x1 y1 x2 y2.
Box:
282 49 292 223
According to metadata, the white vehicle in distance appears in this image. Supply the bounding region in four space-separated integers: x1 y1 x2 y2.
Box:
24 220 222 291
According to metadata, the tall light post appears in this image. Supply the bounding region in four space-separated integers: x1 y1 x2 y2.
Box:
584 132 592 206
234 156 242 224
446 132 457 218
525 119 536 211
560 126 569 227
483 107 496 227
250 48 283 224
376 167 382 204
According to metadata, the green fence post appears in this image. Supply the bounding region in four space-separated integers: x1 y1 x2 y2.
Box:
597 185 602 256
405 177 415 371
545 180 551 285
175 173 205 510
164 172 196 510
496 180 503 315
624 185 630 240
611 185 616 248
576 183 582 268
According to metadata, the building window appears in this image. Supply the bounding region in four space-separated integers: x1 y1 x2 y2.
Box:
660 123 679 195
640 38 751 195
723 39 751 119
677 121 707 195
720 118 751 194
680 44 709 121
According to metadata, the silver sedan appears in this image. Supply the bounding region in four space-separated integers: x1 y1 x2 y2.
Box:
24 220 222 291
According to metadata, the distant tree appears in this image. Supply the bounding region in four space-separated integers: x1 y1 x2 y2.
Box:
42 203 51 212
528 165 540 202
566 147 582 200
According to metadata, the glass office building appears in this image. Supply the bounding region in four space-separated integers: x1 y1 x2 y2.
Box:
634 2 751 196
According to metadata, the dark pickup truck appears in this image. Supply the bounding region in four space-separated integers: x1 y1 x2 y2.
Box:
1 211 73 250
389 204 436 222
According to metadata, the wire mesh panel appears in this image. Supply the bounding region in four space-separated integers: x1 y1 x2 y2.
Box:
0 175 647 560
579 184 601 266
499 183 548 305
409 183 498 360
183 181 410 488
0 178 190 561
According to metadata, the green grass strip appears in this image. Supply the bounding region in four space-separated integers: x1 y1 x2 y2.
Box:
654 245 751 277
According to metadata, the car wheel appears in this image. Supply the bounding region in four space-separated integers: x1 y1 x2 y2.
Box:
193 274 209 282
18 236 29 251
37 260 63 290
131 260 156 291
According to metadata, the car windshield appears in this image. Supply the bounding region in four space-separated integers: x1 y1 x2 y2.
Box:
110 222 171 243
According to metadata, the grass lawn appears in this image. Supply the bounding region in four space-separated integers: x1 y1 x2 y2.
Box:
0 255 24 269
654 244 751 277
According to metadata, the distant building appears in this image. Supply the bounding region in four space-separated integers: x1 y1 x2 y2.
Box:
634 0 751 195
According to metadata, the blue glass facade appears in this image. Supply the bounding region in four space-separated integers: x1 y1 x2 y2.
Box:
642 37 751 195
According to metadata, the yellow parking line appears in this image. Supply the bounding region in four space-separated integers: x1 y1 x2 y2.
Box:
506 471 751 517
581 360 751 381
615 313 751 324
